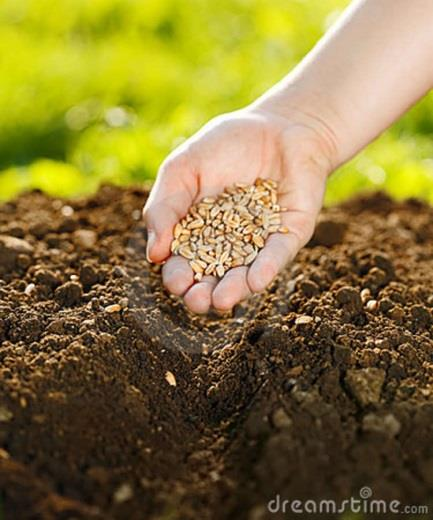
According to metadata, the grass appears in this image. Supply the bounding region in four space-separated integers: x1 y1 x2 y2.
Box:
0 0 432 203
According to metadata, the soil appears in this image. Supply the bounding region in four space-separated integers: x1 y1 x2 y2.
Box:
0 186 432 520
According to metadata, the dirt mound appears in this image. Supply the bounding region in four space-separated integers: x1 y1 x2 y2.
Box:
0 186 432 519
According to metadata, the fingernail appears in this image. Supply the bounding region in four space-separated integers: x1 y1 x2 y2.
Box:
146 230 156 263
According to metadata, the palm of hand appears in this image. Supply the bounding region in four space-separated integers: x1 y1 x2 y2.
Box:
144 109 329 313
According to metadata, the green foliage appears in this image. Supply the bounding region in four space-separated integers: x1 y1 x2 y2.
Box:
0 0 431 202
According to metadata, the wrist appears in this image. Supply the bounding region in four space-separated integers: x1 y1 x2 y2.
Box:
249 81 345 173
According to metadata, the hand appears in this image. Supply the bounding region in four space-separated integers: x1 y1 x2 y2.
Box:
143 106 336 313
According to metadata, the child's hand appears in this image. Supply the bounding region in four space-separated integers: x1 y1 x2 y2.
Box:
143 107 335 313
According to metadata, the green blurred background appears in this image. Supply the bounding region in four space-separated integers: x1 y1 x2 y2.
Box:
0 0 432 203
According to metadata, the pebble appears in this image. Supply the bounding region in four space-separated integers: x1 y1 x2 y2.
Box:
34 269 60 288
389 306 405 322
286 279 296 294
0 235 33 254
365 267 389 290
299 279 319 297
0 406 13 422
410 304 432 327
0 235 34 270
295 315 314 325
81 319 95 328
113 483 134 504
378 298 393 313
54 281 83 307
80 264 99 287
271 408 292 430
113 265 127 278
132 209 141 221
61 205 74 217
312 218 347 246
345 368 385 407
29 222 50 239
362 412 401 437
74 229 97 249
335 286 362 313
17 254 32 269
119 298 129 308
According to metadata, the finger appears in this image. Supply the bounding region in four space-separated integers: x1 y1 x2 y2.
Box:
247 204 316 293
246 165 324 295
143 153 197 263
212 266 251 310
183 276 218 314
247 231 300 293
162 255 194 296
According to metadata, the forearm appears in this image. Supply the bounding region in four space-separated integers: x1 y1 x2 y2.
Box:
252 0 433 168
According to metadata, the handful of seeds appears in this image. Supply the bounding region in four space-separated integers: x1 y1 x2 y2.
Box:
170 178 288 281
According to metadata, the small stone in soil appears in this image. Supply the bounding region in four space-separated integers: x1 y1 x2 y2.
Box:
345 368 385 407
113 483 134 504
271 408 292 430
34 269 60 288
74 229 97 249
0 406 13 422
335 286 362 313
312 218 347 246
61 205 74 217
0 235 34 270
54 282 83 307
295 315 314 325
362 412 401 437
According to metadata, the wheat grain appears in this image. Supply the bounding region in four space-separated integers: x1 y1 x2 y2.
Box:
169 178 289 279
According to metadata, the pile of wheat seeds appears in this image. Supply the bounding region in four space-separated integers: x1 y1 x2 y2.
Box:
170 178 288 281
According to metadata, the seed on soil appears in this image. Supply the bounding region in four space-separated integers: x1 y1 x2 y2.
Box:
295 315 314 326
105 304 122 313
365 299 378 312
170 179 287 279
165 371 177 387
360 288 372 304
24 283 36 295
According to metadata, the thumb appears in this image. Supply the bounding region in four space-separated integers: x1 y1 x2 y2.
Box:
143 156 197 263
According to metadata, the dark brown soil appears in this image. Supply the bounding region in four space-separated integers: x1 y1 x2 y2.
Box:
0 186 432 520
